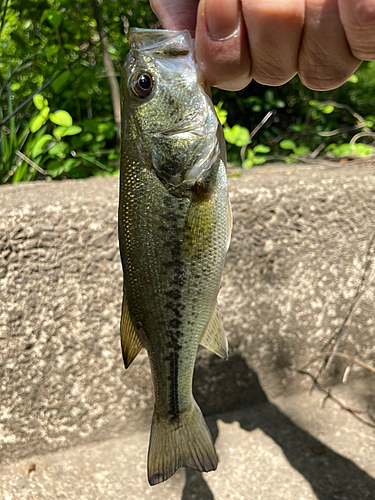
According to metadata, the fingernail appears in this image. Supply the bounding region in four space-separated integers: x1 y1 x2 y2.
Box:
205 0 240 41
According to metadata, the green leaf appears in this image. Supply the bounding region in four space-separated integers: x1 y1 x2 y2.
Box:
320 104 335 114
285 156 297 164
243 159 254 168
53 127 68 141
308 100 320 107
347 74 358 84
48 141 69 158
274 100 286 109
10 83 21 91
51 70 71 93
251 104 262 113
214 104 228 125
81 132 94 143
294 145 311 155
46 45 60 57
30 108 50 133
53 125 82 140
329 143 354 157
33 94 46 110
64 126 82 136
291 124 304 132
354 143 373 156
264 90 274 103
254 156 267 165
46 158 81 177
42 9 62 28
224 125 250 147
49 110 73 127
253 144 271 154
279 140 296 152
63 44 79 52
31 134 53 158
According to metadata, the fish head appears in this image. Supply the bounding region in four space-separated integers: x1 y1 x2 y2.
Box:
122 28 219 188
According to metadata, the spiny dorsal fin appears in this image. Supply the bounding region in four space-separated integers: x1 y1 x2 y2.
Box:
120 292 143 368
200 305 228 359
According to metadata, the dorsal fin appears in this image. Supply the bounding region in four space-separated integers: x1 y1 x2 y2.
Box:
200 304 228 359
120 292 143 368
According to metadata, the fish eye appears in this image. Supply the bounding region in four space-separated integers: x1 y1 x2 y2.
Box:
131 72 154 98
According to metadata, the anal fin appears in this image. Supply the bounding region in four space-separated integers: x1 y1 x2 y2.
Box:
200 304 228 359
120 291 143 368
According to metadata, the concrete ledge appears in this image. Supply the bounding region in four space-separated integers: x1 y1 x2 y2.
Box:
1 162 375 465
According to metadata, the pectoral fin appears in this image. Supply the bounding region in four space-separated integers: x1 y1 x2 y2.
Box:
120 292 143 368
183 187 215 258
200 305 228 359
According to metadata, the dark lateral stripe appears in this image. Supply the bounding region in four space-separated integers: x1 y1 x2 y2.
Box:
161 195 186 418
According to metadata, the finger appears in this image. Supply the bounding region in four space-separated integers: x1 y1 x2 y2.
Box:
338 0 375 60
195 0 252 91
299 0 361 90
241 0 304 86
150 0 199 31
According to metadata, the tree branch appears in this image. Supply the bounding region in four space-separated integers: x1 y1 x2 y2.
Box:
90 0 121 147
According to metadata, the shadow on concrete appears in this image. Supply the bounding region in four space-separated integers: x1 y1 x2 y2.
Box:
181 354 375 500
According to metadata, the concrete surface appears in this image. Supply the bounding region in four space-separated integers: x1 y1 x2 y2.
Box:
1 162 375 498
1 386 374 499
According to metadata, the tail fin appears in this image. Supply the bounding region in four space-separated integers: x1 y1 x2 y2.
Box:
147 401 218 486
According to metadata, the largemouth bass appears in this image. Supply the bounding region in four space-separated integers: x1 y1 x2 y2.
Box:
119 28 231 486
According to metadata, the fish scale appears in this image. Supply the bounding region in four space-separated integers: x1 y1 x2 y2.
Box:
118 28 231 485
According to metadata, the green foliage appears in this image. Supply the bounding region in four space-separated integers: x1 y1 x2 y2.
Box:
213 63 375 167
0 0 156 182
1 0 375 181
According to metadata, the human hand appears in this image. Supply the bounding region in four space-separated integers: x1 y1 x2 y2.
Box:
150 0 375 91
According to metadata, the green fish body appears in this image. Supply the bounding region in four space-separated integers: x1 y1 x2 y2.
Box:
119 29 231 486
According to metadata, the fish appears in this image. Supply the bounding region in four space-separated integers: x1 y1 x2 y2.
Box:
118 28 232 486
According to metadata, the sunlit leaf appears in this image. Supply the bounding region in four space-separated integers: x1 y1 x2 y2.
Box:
41 9 62 28
31 134 53 158
224 125 250 147
49 110 73 127
320 104 335 114
53 125 82 140
253 144 271 154
30 107 50 133
53 127 68 141
347 74 358 84
33 94 45 110
48 141 69 158
254 156 267 165
279 140 296 152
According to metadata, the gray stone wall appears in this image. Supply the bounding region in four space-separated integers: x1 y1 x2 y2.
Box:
1 163 374 464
